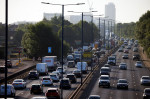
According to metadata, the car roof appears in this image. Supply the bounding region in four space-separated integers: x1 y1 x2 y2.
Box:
14 79 24 81
47 88 58 90
142 76 150 78
101 67 109 69
67 73 75 76
89 95 100 98
62 78 69 80
118 79 127 81
100 75 109 77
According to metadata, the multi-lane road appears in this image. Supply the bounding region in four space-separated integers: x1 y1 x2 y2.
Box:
79 46 150 99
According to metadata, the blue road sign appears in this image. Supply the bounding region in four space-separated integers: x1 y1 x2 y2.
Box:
48 47 52 53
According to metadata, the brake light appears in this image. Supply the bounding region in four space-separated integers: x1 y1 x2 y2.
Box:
19 83 22 84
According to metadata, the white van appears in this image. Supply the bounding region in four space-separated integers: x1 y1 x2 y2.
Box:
0 84 16 98
77 62 88 74
36 63 48 75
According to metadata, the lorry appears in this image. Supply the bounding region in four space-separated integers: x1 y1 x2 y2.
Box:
77 62 88 74
36 63 48 75
82 50 92 65
42 56 57 71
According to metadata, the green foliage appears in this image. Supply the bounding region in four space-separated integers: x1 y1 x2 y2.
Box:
21 21 69 58
135 10 150 57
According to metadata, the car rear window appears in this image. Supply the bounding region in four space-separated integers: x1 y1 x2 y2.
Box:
143 77 150 79
100 77 109 79
43 78 50 80
119 80 127 83
32 85 40 88
61 80 69 83
14 80 22 82
145 90 150 93
48 90 57 92
30 72 36 74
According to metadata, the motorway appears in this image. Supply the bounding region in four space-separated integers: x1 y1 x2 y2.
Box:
80 46 150 99
14 63 92 99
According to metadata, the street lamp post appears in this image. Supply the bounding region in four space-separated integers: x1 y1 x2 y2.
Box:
41 2 84 99
5 0 8 98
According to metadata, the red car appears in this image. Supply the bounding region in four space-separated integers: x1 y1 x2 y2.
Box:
124 49 129 53
45 88 60 98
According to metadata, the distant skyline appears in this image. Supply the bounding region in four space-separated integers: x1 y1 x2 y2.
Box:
0 0 150 24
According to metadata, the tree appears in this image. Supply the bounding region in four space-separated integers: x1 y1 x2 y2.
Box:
22 21 69 59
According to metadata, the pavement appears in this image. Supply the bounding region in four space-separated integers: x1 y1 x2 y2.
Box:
139 46 150 68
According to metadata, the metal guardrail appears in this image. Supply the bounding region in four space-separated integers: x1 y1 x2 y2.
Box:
0 65 36 85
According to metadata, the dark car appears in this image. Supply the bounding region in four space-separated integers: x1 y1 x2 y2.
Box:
30 84 43 94
143 88 150 99
133 54 140 61
0 66 7 73
59 78 71 89
122 54 129 59
66 74 77 83
73 69 81 78
6 60 12 68
28 71 39 79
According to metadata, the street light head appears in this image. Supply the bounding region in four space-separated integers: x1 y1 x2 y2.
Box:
41 2 50 4
68 11 74 12
77 3 85 5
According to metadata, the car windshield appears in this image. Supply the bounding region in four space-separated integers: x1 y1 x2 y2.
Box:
137 62 142 64
100 77 109 80
119 80 127 83
50 75 56 77
101 69 109 71
143 77 150 79
145 90 150 93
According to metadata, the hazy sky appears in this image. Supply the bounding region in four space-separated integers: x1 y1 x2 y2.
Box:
0 0 150 24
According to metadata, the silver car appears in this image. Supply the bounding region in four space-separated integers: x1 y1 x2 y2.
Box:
99 75 110 88
117 79 128 89
12 79 26 89
141 76 150 85
135 61 142 68
41 76 53 86
49 73 59 82
119 63 127 70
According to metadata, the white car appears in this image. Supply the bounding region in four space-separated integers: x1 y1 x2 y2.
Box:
12 79 26 89
119 63 127 70
41 76 53 86
141 76 150 85
0 84 16 98
56 67 66 74
52 71 61 79
49 73 59 82
135 61 142 68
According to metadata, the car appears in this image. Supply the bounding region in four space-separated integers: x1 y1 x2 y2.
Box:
119 63 127 70
30 84 43 94
12 79 26 89
118 48 123 52
127 46 131 49
0 66 7 73
67 61 75 68
6 60 12 68
135 61 142 68
56 67 66 74
41 76 53 86
141 76 150 85
122 54 129 59
0 84 15 98
67 55 74 61
45 88 60 98
28 71 39 79
117 79 128 89
133 47 138 52
133 54 140 61
99 75 110 88
66 74 77 83
100 67 110 75
124 49 129 53
59 78 71 89
52 71 61 79
143 88 150 99
88 95 101 99
49 73 59 82
103 64 110 68
73 69 81 78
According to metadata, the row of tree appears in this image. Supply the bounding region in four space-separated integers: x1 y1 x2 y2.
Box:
20 16 99 59
135 10 150 57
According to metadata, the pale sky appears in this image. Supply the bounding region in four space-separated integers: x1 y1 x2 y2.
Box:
0 0 150 24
